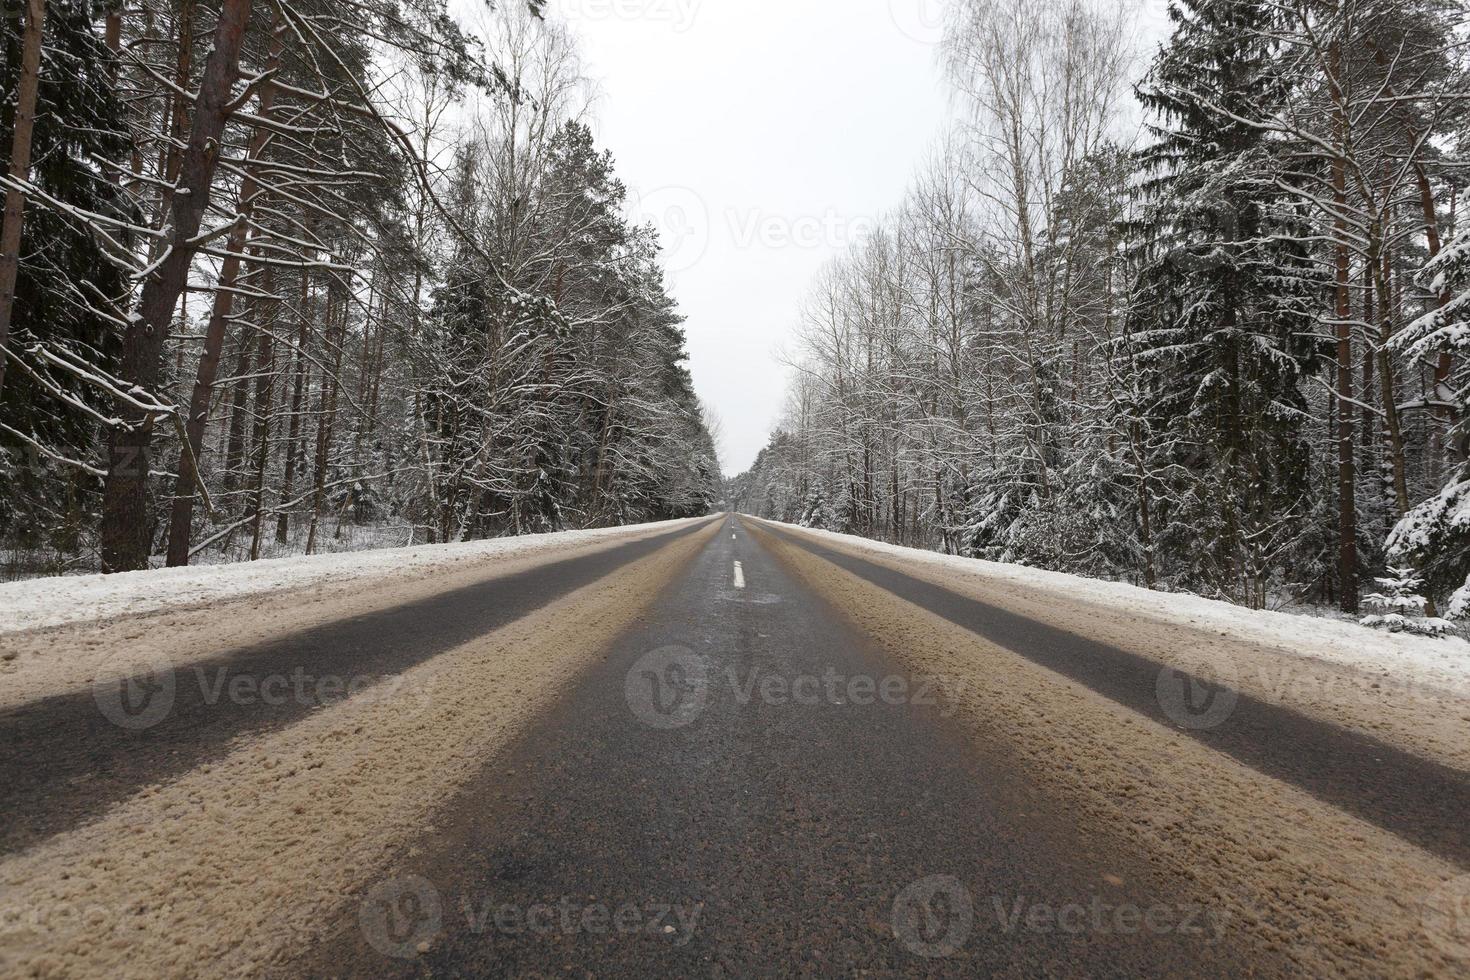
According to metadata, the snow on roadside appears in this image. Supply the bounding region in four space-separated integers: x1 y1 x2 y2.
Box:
0 517 709 636
760 519 1470 695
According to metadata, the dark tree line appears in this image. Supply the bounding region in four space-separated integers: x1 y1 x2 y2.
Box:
0 0 718 576
733 0 1470 622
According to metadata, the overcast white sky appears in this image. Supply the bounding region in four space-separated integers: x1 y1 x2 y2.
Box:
551 0 956 474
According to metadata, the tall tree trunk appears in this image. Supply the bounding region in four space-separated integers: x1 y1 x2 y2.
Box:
164 12 281 566
1413 162 1457 477
158 0 196 194
220 341 254 493
276 271 311 544
0 0 46 397
305 285 345 554
248 265 277 560
339 275 380 535
100 0 254 572
1375 246 1410 515
1360 32 1458 471
104 6 119 54
1333 150 1359 613
1360 262 1376 450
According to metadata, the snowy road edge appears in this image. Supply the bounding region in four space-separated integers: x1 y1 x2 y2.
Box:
0 516 715 637
748 516 1470 695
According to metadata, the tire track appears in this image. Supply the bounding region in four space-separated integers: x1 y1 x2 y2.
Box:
761 521 1470 869
0 519 716 855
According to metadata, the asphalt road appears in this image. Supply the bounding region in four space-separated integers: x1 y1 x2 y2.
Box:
5 514 1466 977
757 523 1470 868
290 517 1275 977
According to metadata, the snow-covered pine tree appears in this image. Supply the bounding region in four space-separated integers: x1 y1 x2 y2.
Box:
1386 227 1470 616
1128 0 1328 607
1360 567 1452 636
0 0 129 565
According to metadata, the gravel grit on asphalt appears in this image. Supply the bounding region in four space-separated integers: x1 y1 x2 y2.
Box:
0 522 717 979
754 524 1469 979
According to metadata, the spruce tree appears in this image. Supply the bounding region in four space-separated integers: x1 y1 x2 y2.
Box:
1386 228 1470 614
0 0 129 560
1128 0 1328 605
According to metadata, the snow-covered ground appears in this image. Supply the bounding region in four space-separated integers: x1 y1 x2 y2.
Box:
0 517 709 636
761 519 1470 695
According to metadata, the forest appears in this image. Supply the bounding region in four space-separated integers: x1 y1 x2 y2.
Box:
732 0 1470 621
0 0 720 578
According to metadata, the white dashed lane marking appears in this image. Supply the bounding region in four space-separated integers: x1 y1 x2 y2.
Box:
733 561 745 590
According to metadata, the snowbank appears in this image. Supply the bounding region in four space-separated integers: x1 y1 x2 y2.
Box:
0 517 711 636
758 519 1470 694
